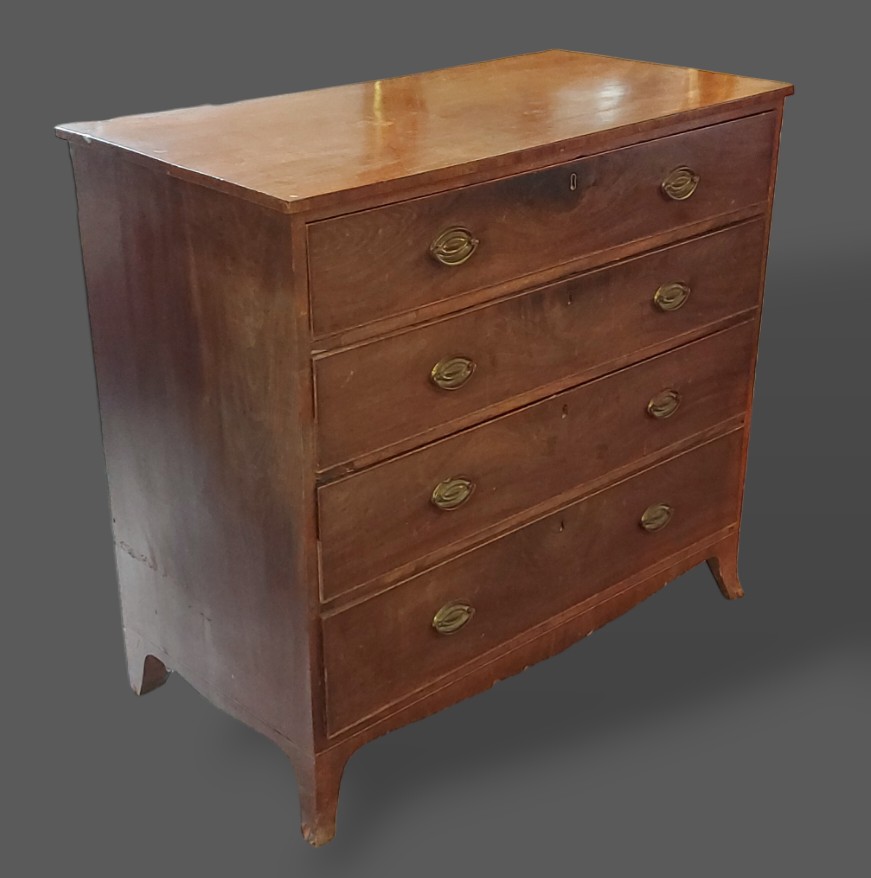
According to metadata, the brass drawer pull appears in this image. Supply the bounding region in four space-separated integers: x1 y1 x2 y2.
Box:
431 477 475 510
432 601 475 635
640 503 674 533
430 226 479 266
661 166 699 200
647 389 682 419
653 281 691 312
431 355 475 390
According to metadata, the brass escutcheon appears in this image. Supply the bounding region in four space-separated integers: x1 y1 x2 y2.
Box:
661 166 700 200
653 281 691 312
647 389 682 419
640 502 674 533
431 355 475 390
430 226 479 266
432 601 475 635
431 477 475 511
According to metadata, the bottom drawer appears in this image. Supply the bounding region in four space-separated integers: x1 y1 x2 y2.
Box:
323 430 744 735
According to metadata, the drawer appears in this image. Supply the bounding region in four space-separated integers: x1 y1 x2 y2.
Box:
308 112 775 337
323 429 744 734
319 321 755 601
315 219 765 469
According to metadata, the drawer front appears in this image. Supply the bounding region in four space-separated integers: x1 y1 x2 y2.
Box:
319 321 755 601
308 112 775 336
315 219 765 469
323 430 744 734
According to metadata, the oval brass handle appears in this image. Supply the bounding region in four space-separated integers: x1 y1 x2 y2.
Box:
647 389 682 419
430 226 479 266
653 281 691 312
640 503 674 533
431 477 475 511
432 601 475 635
431 355 475 390
661 166 699 200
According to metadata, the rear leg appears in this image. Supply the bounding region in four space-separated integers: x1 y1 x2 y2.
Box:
124 630 170 695
706 534 744 600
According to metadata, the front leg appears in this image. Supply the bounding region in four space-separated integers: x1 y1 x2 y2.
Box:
289 745 351 846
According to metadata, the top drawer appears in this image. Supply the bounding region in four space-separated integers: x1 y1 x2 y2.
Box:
307 112 776 337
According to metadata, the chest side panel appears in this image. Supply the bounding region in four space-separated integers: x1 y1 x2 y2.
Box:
70 145 318 750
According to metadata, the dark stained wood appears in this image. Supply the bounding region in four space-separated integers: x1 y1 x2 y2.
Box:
315 219 766 470
323 430 744 735
319 321 756 601
56 50 791 214
68 146 319 753
707 532 745 600
292 747 348 847
313 524 739 792
310 204 766 354
57 51 791 847
308 112 775 336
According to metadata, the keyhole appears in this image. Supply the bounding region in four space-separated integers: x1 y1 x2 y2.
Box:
562 404 569 419
569 173 578 191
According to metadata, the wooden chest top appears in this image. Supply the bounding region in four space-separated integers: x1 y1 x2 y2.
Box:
55 50 791 212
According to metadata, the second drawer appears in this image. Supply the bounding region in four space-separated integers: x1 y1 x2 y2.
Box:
318 320 755 601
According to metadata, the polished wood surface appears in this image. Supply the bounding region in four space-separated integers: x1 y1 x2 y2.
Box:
57 50 791 846
323 430 744 735
68 146 319 759
308 112 774 335
56 50 790 213
319 321 756 602
311 203 769 352
315 220 766 469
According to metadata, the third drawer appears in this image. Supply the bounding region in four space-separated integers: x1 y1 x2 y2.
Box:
314 219 765 470
318 319 756 602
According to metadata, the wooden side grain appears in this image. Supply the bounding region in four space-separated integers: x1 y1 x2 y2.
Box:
719 103 788 583
69 145 317 752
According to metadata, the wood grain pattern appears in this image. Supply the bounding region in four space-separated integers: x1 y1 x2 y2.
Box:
323 429 744 735
319 321 756 601
56 50 791 214
69 146 318 754
307 112 775 336
315 219 766 469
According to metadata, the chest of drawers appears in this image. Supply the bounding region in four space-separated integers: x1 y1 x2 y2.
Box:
56 50 792 845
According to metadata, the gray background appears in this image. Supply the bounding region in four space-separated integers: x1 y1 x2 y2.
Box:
7 1 869 874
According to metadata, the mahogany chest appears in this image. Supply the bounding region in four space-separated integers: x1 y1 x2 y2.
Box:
56 50 792 845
